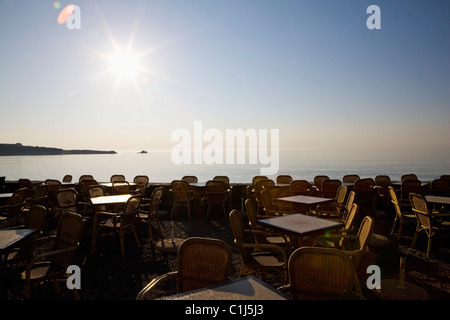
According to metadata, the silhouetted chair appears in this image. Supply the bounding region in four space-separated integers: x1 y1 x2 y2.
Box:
170 180 196 220
110 174 126 183
0 187 28 226
21 211 83 299
399 179 421 209
410 193 450 258
229 209 288 283
91 194 142 258
374 175 391 208
314 175 330 191
290 180 311 195
133 175 149 195
137 187 163 242
286 247 363 300
320 179 342 198
276 175 293 184
313 185 348 220
254 179 275 215
389 186 416 240
204 180 229 220
136 237 232 300
401 174 418 181
181 176 198 183
62 175 72 183
343 175 360 183
19 179 34 202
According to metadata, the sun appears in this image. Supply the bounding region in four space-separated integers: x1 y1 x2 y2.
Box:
108 49 140 79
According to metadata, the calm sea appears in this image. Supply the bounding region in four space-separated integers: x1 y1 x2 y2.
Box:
1 149 449 183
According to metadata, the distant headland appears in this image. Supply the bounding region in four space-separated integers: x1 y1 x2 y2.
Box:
0 143 117 156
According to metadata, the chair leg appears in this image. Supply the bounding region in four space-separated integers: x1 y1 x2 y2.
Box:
426 236 432 258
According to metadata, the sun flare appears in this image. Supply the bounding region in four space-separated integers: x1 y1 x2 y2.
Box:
108 49 140 79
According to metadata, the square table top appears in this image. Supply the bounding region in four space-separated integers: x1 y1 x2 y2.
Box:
275 195 334 205
159 275 289 300
90 194 132 206
0 228 37 252
425 195 450 205
257 213 343 237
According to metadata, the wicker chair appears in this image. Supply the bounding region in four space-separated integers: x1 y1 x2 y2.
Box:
0 187 28 225
313 185 348 219
204 180 229 220
313 216 375 271
374 175 391 207
389 186 416 240
313 175 330 191
91 194 142 257
170 180 196 220
246 198 291 246
276 175 293 184
181 175 198 183
229 209 288 283
343 174 360 183
137 187 163 242
112 181 131 195
110 174 126 183
286 247 363 300
401 174 418 181
320 179 342 198
19 178 34 201
254 179 275 215
136 237 232 300
399 179 421 208
2 204 47 264
213 176 230 188
28 184 49 208
133 175 149 195
21 211 83 299
289 180 311 195
260 189 293 216
410 193 450 257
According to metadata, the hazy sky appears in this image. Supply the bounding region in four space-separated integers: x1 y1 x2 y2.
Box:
0 0 449 152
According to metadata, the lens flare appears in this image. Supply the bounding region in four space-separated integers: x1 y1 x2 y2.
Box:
57 4 75 24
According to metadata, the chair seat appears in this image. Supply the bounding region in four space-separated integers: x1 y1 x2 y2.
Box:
251 252 285 268
21 262 64 281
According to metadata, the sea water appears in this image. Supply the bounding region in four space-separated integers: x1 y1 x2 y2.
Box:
0 148 449 183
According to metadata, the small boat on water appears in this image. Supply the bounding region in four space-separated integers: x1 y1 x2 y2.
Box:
138 150 148 154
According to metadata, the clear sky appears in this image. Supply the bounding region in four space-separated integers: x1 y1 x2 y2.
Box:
0 0 449 152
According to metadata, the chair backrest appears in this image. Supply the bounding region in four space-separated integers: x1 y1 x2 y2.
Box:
112 181 131 194
354 216 375 252
430 178 448 196
88 185 106 198
245 198 258 227
401 174 418 181
343 175 360 183
147 187 163 215
33 184 48 199
10 187 28 206
401 179 421 193
252 176 268 186
335 185 348 205
254 179 274 192
314 176 330 190
56 188 78 211
62 175 72 182
133 175 149 187
343 203 359 232
260 189 275 213
321 179 342 198
79 175 94 183
229 209 252 262
53 211 83 268
206 180 227 202
354 178 375 191
344 191 356 213
213 176 230 188
276 175 293 184
110 174 126 183
290 180 310 194
177 237 232 293
121 195 142 225
45 179 62 191
288 246 360 300
171 180 191 202
25 205 47 231
409 193 431 229
388 186 403 218
375 175 391 186
182 176 198 183
19 179 34 198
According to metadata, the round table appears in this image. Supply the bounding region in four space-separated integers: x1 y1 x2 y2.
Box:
374 279 430 300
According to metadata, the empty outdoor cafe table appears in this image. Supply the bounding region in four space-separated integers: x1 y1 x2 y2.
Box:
90 194 132 206
425 195 450 212
1 228 37 298
257 213 343 247
158 275 289 300
275 195 334 215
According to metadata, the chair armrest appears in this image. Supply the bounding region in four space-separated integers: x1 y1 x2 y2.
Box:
136 271 178 300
